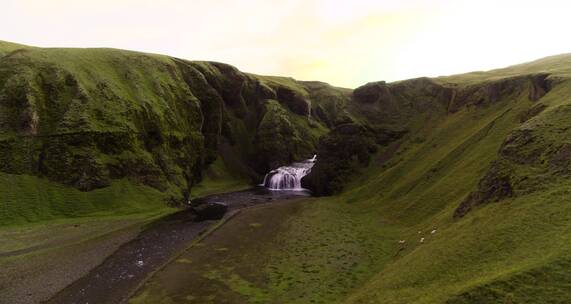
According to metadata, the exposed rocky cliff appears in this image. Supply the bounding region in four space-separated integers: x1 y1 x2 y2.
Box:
0 45 351 206
305 73 555 196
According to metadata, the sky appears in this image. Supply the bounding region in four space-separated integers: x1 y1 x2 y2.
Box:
2 0 571 87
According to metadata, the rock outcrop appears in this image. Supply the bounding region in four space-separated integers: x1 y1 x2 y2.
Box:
302 123 379 196
454 91 571 218
449 73 552 112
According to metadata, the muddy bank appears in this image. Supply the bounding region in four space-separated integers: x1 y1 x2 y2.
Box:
45 188 310 304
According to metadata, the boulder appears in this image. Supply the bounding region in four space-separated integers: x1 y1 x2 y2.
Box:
192 202 228 221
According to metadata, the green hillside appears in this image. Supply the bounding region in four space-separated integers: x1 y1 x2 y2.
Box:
278 57 571 303
1 40 570 303
134 54 571 303
0 41 32 58
341 67 571 303
0 42 349 225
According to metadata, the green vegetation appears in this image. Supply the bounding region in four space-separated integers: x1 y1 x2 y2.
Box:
0 41 347 226
0 41 32 57
303 123 379 195
0 207 171 254
2 40 571 303
255 100 313 169
133 53 571 303
288 60 571 303
190 158 250 198
0 173 172 226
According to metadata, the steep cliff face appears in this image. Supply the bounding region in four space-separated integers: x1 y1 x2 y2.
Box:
304 77 453 195
301 123 379 196
304 70 557 197
447 73 551 112
0 44 350 217
352 77 453 125
0 48 206 201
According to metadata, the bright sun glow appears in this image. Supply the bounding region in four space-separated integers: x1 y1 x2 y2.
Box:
2 0 571 87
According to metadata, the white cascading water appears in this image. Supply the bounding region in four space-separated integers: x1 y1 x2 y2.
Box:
262 155 317 191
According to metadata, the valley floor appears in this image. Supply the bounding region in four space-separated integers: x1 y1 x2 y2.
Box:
130 196 401 304
0 211 170 304
2 185 571 304
0 188 310 304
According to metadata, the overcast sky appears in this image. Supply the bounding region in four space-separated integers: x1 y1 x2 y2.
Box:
2 0 571 87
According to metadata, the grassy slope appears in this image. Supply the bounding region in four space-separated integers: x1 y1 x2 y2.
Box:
0 42 345 226
341 60 571 303
0 41 31 57
132 56 571 303
436 53 571 84
0 172 172 226
0 45 198 226
189 157 250 198
2 46 198 134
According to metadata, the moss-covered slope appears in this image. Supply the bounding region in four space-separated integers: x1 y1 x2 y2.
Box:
331 58 571 303
0 42 350 225
2 40 571 303
128 52 571 303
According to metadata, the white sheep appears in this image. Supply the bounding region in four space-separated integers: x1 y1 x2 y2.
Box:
420 237 425 243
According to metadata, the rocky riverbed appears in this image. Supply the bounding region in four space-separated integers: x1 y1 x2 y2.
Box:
44 187 310 304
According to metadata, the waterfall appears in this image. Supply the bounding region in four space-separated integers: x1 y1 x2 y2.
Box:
262 155 316 191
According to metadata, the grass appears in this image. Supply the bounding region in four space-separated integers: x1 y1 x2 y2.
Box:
0 44 208 222
0 41 31 57
132 60 571 303
436 53 571 84
2 41 571 303
0 42 343 227
0 173 172 226
346 183 571 304
129 197 401 304
190 157 251 198
0 208 169 254
261 198 400 303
